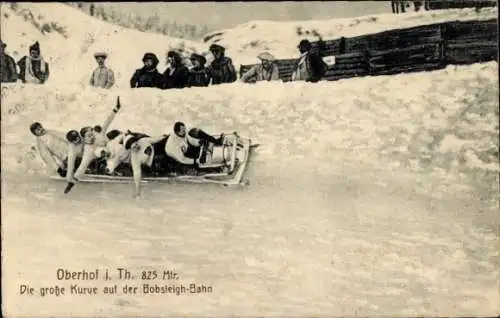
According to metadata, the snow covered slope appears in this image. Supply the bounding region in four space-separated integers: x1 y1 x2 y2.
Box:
2 62 498 195
204 7 498 60
0 2 208 88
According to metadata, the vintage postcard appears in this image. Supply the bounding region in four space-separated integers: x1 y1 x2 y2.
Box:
1 1 498 316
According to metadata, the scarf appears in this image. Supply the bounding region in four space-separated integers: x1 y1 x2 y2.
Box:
25 55 46 84
292 52 308 81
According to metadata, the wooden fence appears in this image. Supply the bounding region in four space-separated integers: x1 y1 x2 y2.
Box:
239 18 498 82
428 0 497 10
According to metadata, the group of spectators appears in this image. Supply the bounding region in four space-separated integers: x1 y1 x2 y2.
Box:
1 40 50 84
128 43 238 89
1 38 327 88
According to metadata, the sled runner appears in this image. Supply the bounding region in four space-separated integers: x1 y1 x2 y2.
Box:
44 132 258 186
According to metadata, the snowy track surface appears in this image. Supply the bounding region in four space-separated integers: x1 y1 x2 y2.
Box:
2 61 499 316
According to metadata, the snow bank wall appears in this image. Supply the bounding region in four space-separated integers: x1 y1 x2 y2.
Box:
1 62 498 189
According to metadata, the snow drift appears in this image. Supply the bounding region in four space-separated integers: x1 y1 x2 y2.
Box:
2 61 498 197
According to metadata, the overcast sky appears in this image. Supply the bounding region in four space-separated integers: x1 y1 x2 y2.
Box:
101 1 393 30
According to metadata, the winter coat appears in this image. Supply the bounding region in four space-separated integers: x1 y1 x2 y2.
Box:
207 56 237 85
0 53 18 83
291 51 327 83
90 66 115 88
161 65 189 89
17 56 50 84
130 67 163 88
188 67 210 87
241 63 280 83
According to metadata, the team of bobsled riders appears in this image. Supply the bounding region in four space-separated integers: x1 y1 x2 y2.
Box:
29 97 227 197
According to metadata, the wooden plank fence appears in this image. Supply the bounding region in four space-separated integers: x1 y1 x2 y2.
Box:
239 18 498 82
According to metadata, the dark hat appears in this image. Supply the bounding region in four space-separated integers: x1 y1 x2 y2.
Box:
29 41 40 52
66 130 81 143
106 129 122 140
142 52 158 62
80 126 93 137
29 122 42 135
190 53 207 65
298 39 312 51
124 134 139 150
167 50 180 58
173 121 185 134
209 43 225 53
142 52 159 66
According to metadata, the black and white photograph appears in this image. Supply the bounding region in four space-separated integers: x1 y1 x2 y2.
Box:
1 0 499 316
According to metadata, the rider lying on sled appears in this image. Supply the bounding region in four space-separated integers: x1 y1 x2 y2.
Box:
165 121 224 167
29 122 68 177
104 121 224 197
63 97 122 193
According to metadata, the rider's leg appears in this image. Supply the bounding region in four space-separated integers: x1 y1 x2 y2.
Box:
188 128 223 146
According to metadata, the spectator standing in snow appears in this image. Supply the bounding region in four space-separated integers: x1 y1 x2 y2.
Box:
240 52 280 83
89 52 115 89
391 0 411 13
17 41 50 84
130 52 163 88
291 39 327 83
206 44 237 85
161 50 189 89
188 53 210 87
0 40 18 83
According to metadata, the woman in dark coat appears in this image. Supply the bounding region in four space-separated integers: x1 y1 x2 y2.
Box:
206 44 237 85
188 53 210 87
130 52 163 88
162 50 189 89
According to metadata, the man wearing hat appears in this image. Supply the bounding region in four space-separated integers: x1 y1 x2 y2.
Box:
188 53 210 87
17 41 50 84
291 39 328 83
89 51 115 89
240 52 280 83
206 43 237 85
0 39 18 83
130 52 163 88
